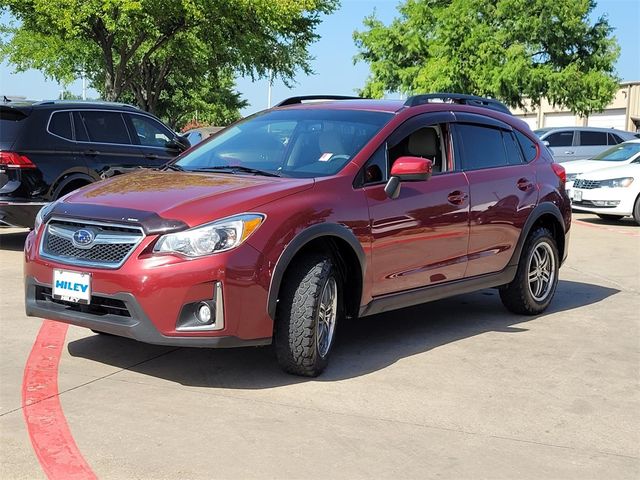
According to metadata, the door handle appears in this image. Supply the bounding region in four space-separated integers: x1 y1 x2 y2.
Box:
564 151 574 155
517 178 534 191
83 149 99 156
447 190 468 205
145 153 159 160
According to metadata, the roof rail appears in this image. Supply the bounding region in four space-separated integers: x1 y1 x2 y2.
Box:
404 93 511 115
275 95 362 107
32 99 140 110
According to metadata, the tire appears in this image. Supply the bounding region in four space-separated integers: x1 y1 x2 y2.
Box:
633 196 640 226
597 214 624 221
500 227 559 315
274 254 341 377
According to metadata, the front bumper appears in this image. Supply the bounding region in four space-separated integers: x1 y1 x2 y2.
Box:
0 200 44 228
24 229 274 347
571 187 637 216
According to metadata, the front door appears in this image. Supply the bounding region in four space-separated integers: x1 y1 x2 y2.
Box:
363 115 470 297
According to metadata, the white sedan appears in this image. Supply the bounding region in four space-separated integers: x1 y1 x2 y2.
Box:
571 162 640 224
565 139 640 199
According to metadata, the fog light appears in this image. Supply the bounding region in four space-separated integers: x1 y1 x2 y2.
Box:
196 302 213 324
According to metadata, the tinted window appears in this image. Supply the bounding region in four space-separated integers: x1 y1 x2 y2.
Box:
608 133 623 145
579 131 607 146
545 131 573 147
503 131 524 165
175 109 392 178
457 124 508 170
72 112 89 141
129 115 171 147
515 130 538 162
49 112 73 140
0 108 28 146
78 111 130 144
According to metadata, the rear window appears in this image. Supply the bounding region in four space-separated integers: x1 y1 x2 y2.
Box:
514 130 538 162
77 111 131 144
579 131 607 146
457 124 508 170
0 107 28 147
49 112 73 140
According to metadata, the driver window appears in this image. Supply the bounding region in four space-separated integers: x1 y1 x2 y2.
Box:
388 124 447 174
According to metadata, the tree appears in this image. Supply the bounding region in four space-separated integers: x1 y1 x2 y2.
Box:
353 0 620 116
0 0 337 124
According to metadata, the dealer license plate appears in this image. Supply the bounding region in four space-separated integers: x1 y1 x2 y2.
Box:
574 190 583 202
52 269 91 304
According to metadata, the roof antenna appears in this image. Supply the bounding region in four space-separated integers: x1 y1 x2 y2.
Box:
3 96 11 103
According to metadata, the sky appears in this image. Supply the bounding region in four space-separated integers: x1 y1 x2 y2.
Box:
1 0 638 117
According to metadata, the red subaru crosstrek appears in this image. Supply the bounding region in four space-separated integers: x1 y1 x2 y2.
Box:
25 94 570 376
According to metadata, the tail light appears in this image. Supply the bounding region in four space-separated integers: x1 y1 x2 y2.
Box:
0 151 36 169
551 163 566 183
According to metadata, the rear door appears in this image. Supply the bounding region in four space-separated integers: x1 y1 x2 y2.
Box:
574 130 609 161
124 113 181 167
74 109 139 179
453 116 537 278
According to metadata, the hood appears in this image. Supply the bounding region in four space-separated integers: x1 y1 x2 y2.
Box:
576 162 640 181
58 170 314 229
564 159 635 176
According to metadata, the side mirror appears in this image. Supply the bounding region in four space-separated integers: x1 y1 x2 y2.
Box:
166 135 191 152
384 156 432 199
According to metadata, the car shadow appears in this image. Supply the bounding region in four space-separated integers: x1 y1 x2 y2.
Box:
573 214 637 228
67 279 619 388
0 229 29 251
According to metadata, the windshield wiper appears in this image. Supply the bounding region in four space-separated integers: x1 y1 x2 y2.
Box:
190 165 280 177
161 163 184 171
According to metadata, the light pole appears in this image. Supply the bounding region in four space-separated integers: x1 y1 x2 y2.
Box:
81 70 87 100
267 70 273 108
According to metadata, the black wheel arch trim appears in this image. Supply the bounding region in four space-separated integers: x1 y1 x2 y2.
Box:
52 172 96 199
267 223 366 320
508 202 567 268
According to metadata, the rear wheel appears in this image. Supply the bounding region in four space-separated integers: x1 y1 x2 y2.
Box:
274 254 341 377
500 227 559 315
597 214 624 221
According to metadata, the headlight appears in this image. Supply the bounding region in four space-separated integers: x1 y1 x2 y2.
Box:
153 213 265 257
33 202 55 234
599 177 634 188
566 173 578 182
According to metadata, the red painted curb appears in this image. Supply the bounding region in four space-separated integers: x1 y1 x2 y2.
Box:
22 320 97 480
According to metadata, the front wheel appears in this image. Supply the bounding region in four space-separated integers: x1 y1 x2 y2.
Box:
500 227 559 315
633 196 640 226
274 254 341 377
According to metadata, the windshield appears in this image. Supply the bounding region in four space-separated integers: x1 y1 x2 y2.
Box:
174 109 392 178
0 107 28 148
591 143 640 162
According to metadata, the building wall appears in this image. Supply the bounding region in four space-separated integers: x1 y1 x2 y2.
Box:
511 81 640 132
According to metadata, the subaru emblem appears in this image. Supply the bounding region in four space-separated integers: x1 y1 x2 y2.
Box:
72 229 95 248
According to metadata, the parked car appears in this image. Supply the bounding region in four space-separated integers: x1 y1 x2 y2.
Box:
24 93 571 377
0 100 190 228
571 162 640 224
183 126 224 146
534 127 638 163
565 139 640 198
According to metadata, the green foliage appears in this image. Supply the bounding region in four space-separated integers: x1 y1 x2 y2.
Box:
354 0 620 116
1 0 337 123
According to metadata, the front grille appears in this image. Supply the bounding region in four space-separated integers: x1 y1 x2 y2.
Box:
571 200 616 209
40 218 144 268
36 285 132 318
573 178 601 189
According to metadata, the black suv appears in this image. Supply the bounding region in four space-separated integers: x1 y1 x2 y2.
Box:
0 100 189 228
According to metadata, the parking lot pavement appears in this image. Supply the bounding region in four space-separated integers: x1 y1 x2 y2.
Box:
1 213 638 479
